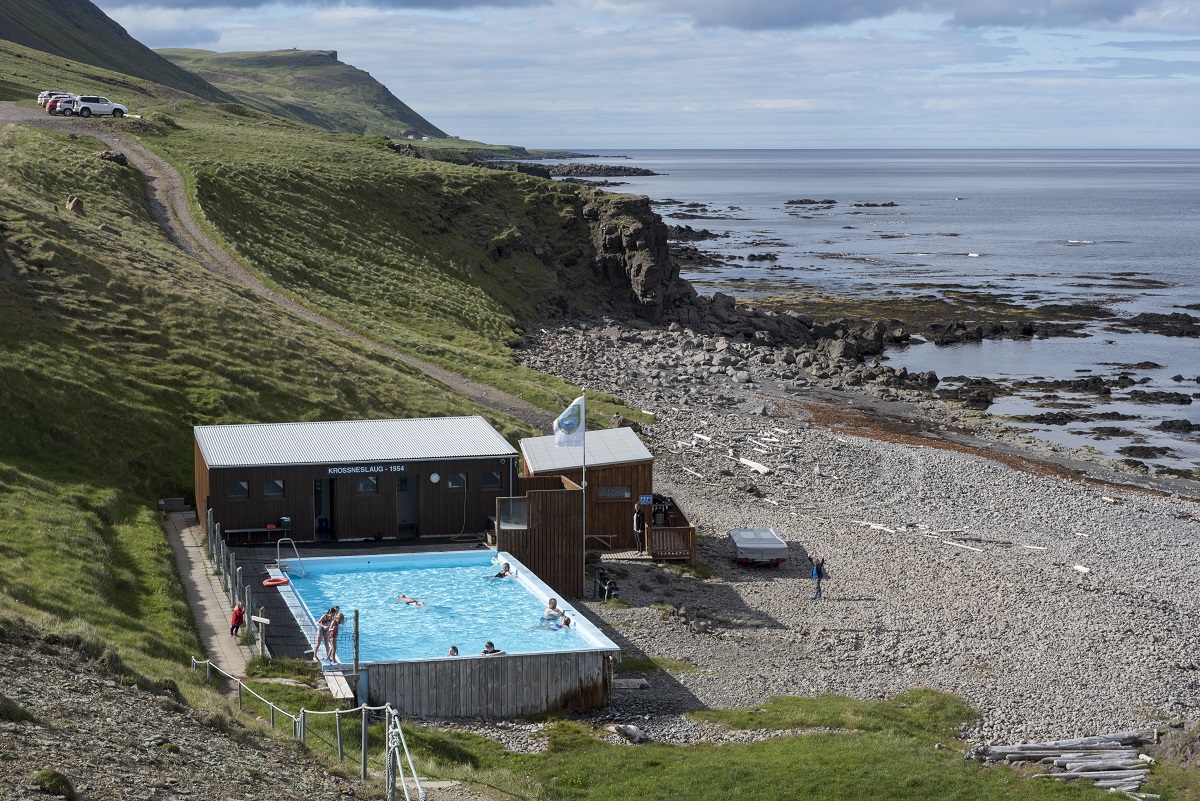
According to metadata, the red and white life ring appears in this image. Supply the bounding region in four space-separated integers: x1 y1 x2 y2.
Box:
262 576 289 587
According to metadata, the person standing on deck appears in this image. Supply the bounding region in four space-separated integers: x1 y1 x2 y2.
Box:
633 502 646 555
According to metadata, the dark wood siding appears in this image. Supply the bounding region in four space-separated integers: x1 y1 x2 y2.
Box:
195 436 517 545
194 440 210 519
366 652 613 716
525 460 653 550
206 464 317 542
498 479 585 598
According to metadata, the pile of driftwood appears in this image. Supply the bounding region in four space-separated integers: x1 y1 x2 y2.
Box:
978 731 1155 795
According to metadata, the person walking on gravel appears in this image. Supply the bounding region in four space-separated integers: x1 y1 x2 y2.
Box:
809 555 826 600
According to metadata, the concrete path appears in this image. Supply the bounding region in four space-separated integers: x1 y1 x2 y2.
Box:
165 510 253 677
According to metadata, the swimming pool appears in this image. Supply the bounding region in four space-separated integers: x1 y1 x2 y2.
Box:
272 551 618 663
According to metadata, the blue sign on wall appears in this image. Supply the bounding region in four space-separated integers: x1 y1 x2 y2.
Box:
639 494 654 506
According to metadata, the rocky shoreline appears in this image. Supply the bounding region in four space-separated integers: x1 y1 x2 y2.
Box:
502 316 1199 753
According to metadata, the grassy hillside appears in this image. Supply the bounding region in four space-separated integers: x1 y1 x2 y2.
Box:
159 48 445 138
0 119 545 694
0 0 225 101
0 38 203 107
145 99 625 411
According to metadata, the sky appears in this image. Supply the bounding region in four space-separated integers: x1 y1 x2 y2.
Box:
92 0 1200 149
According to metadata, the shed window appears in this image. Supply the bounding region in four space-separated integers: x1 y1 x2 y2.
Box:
446 473 467 491
356 476 379 494
482 471 502 490
597 485 632 500
263 479 285 497
227 481 249 499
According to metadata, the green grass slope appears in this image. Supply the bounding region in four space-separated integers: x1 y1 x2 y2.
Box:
0 38 202 106
0 118 540 695
0 0 225 101
159 48 445 138
147 99 625 412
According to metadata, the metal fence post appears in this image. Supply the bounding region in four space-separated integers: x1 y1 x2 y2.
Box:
299 710 306 746
336 710 344 762
361 706 369 780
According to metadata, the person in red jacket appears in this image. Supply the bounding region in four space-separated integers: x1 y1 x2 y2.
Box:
230 602 245 637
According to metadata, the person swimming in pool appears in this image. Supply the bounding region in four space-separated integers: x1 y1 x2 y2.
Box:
480 641 505 656
529 615 572 631
396 594 426 607
491 562 513 579
543 598 565 619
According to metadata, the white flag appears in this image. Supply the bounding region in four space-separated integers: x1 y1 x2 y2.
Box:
553 395 585 447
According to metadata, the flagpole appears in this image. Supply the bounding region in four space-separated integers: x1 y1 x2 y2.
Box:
581 387 587 598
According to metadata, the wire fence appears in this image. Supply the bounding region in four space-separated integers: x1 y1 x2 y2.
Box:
191 657 425 800
200 511 425 799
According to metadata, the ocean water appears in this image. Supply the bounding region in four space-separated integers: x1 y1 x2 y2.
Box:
572 150 1200 471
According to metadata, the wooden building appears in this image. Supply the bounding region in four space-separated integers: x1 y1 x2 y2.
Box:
513 427 696 571
194 417 518 544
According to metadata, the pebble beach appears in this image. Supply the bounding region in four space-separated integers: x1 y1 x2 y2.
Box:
505 319 1200 750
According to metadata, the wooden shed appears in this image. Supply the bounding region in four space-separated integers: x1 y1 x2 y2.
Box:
516 427 695 563
194 417 518 544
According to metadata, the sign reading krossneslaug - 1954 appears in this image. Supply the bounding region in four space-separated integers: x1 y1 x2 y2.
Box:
325 464 407 476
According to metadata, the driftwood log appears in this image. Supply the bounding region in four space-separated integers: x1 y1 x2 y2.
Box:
979 732 1149 794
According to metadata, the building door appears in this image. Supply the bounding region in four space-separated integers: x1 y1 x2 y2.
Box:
314 478 336 541
396 475 418 539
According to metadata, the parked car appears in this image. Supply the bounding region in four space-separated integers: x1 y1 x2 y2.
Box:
728 527 789 566
46 95 75 114
61 96 127 118
38 90 70 107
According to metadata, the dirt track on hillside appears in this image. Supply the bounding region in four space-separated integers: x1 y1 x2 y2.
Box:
0 102 554 433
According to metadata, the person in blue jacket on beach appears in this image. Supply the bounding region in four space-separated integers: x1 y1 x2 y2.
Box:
809 555 826 600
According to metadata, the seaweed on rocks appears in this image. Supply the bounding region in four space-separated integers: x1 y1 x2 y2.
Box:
1123 312 1200 337
1127 390 1193 405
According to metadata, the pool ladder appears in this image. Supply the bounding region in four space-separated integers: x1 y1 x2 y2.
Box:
275 537 308 577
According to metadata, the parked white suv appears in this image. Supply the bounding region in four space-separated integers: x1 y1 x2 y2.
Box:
62 96 127 118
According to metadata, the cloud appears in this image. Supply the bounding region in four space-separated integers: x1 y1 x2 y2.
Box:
97 0 544 9
603 0 1170 30
1102 38 1200 49
101 5 223 47
743 98 860 111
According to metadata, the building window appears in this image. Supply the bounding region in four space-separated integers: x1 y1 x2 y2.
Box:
356 476 379 494
263 479 285 497
597 485 631 500
397 477 408 492
227 481 249 499
482 471 502 490
446 473 467 491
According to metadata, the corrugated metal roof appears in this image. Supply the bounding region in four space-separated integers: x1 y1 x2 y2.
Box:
194 417 517 468
520 427 652 473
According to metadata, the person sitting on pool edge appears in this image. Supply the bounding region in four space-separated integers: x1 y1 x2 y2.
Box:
543 598 565 619
396 594 426 607
480 641 505 656
492 562 513 579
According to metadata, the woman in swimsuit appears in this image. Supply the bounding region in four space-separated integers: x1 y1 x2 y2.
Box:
326 612 345 664
312 606 338 661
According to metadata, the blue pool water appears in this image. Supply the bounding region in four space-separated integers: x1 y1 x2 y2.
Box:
274 551 615 663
